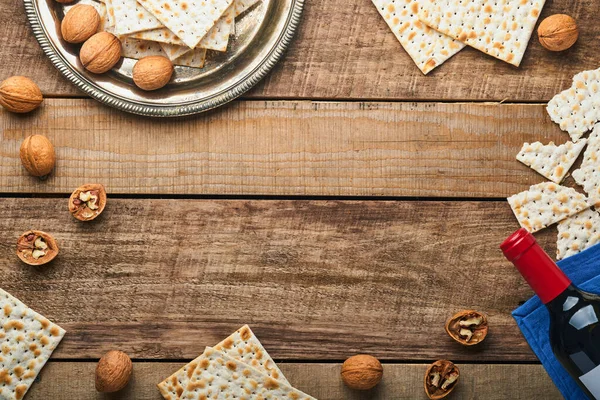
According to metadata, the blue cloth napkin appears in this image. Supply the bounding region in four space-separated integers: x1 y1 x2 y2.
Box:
513 243 600 400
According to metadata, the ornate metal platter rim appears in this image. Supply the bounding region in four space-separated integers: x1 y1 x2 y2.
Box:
23 0 305 117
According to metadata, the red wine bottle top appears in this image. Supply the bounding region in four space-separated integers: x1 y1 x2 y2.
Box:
501 228 572 304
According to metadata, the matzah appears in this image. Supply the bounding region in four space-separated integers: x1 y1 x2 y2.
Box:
137 0 234 49
121 38 165 59
235 0 261 17
418 0 546 67
547 68 600 142
516 140 587 184
160 43 191 61
0 288 66 400
507 182 594 233
105 0 163 35
173 48 207 69
129 5 233 52
557 208 600 260
572 124 600 200
157 325 288 400
180 347 315 400
371 0 464 75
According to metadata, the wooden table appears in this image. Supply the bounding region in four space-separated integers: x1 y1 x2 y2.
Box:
2 0 597 398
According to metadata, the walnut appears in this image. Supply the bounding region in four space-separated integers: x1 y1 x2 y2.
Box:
61 4 101 44
0 76 43 113
424 360 459 400
80 32 122 74
445 310 488 346
538 14 579 52
96 351 133 392
133 56 174 91
20 135 56 178
69 183 107 221
16 231 59 266
341 354 383 390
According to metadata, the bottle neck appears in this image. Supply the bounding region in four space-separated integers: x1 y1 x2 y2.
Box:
501 229 572 304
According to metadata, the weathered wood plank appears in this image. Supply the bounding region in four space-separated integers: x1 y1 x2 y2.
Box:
0 199 555 361
28 362 561 399
0 100 571 197
1 0 597 101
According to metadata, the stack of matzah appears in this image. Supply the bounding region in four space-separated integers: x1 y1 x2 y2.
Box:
0 288 66 400
371 0 546 74
72 0 262 69
157 325 316 400
507 68 600 260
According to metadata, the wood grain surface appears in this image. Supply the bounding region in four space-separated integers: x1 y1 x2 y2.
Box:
0 198 554 361
0 100 573 197
1 0 597 101
26 362 561 399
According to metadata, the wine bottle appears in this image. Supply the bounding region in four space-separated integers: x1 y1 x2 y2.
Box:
501 228 600 400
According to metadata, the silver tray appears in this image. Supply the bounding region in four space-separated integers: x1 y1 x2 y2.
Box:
24 0 304 117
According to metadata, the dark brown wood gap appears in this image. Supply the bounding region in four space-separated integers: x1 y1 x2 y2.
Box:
0 193 508 202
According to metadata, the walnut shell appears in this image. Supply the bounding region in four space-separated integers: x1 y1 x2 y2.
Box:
20 135 56 177
55 0 76 3
0 76 43 113
538 14 579 52
69 183 107 221
61 4 100 44
96 350 132 392
16 230 59 266
80 32 122 74
445 310 488 346
341 354 383 390
424 360 459 400
133 56 174 91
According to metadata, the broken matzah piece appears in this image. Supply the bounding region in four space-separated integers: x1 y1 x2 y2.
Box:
507 182 594 233
557 208 600 260
157 325 288 400
137 0 234 49
235 0 261 17
418 0 546 67
160 43 191 61
180 347 315 400
0 288 66 400
371 0 465 75
129 4 234 52
121 38 165 59
105 0 163 36
547 68 600 142
572 125 600 200
516 140 588 184
173 48 208 69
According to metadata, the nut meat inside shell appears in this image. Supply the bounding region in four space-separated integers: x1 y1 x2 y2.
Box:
16 230 59 266
69 183 107 221
445 310 488 346
424 360 459 400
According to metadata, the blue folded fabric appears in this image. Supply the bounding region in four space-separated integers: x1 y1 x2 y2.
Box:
513 243 600 400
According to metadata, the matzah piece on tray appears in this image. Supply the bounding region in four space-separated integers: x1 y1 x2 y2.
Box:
516 140 587 184
547 68 600 142
0 288 66 400
235 0 261 17
129 4 233 52
157 325 288 400
105 0 163 35
121 38 165 59
160 43 191 61
572 124 600 200
180 347 315 400
557 208 600 260
371 0 465 75
173 48 207 69
418 0 546 67
507 182 594 233
137 0 234 49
